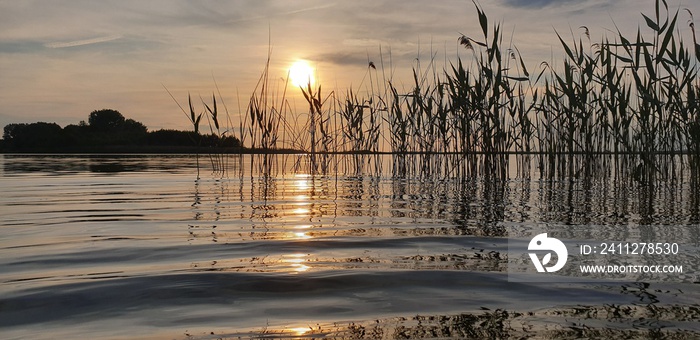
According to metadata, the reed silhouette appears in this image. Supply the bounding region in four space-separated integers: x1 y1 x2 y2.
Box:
170 0 698 181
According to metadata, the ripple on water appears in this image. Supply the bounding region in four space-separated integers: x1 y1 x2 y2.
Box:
1 154 699 339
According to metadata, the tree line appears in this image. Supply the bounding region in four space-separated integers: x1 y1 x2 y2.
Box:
1 109 241 152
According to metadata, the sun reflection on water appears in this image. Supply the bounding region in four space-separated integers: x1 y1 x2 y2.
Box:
289 326 311 336
294 231 312 240
292 207 310 215
282 253 312 273
293 264 311 272
294 174 311 190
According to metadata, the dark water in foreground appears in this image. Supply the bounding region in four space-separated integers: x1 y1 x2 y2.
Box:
1 154 699 339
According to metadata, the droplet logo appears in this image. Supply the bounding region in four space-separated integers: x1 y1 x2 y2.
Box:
528 233 568 273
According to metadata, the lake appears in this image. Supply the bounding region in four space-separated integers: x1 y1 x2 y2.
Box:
1 154 699 339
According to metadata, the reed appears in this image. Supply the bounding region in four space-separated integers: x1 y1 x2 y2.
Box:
199 94 218 171
246 56 281 151
300 82 336 174
164 86 204 178
331 61 386 175
174 0 699 181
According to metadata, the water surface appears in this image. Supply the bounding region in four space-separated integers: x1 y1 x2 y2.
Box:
1 154 699 339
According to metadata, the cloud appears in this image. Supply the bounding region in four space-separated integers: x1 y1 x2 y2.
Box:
281 3 337 16
0 0 650 133
44 35 123 49
317 51 369 67
501 0 579 9
135 1 337 29
0 41 45 54
343 38 391 47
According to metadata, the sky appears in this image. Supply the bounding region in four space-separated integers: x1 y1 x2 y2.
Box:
0 0 694 133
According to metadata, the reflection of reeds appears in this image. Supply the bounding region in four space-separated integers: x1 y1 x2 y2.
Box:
267 302 699 339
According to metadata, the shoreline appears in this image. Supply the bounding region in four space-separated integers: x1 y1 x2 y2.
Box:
1 148 697 156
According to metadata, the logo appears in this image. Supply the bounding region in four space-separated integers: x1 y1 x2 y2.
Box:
528 233 568 273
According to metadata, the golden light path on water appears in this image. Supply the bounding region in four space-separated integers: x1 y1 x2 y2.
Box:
291 173 313 219
289 326 313 336
283 174 314 273
281 171 313 340
2 155 700 338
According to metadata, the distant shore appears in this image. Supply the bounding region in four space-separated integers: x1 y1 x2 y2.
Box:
2 146 697 156
0 145 308 154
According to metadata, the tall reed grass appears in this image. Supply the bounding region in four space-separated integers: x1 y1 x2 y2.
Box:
176 0 699 180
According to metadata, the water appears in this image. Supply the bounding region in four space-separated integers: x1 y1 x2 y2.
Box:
1 154 699 339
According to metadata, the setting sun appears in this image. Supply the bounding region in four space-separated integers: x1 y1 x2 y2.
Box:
289 60 314 88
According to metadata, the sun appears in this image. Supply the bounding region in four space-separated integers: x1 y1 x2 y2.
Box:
289 60 315 88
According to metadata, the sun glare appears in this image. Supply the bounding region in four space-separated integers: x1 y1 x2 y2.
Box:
289 60 315 88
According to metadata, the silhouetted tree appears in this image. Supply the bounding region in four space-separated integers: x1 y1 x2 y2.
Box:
2 108 241 151
83 109 148 145
3 122 67 149
146 129 241 148
64 123 91 145
3 123 25 141
122 119 147 134
89 109 125 131
147 129 195 146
